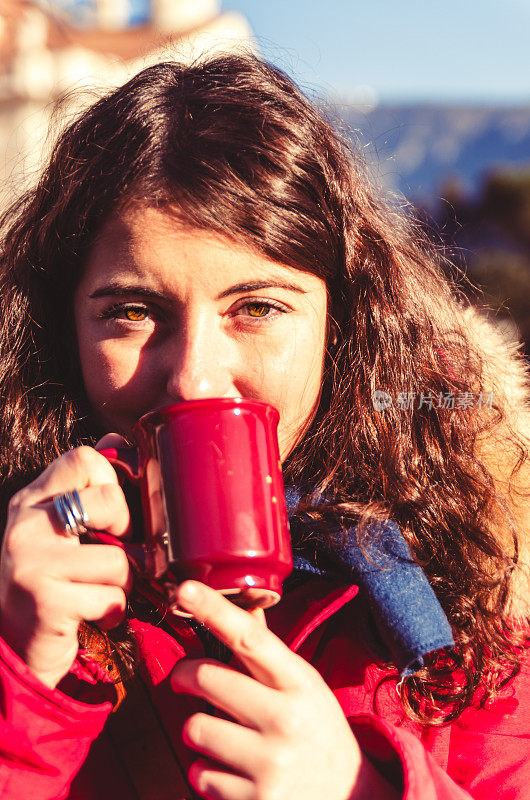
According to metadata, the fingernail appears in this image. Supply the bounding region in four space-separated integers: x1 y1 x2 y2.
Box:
177 580 201 607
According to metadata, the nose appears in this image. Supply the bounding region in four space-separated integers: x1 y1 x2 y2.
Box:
165 314 235 401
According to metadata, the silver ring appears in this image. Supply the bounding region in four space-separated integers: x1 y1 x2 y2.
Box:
53 490 90 537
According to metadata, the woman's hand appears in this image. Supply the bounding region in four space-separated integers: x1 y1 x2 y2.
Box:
0 445 132 689
171 581 398 800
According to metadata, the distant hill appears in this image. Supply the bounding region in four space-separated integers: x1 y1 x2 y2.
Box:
332 103 530 204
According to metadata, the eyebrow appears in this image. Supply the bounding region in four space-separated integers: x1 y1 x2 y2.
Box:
89 279 307 302
215 280 307 299
89 284 168 301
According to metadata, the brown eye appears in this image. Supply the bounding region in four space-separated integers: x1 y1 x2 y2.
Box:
246 303 270 317
124 307 148 321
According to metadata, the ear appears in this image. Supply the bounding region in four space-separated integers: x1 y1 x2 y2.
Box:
327 319 339 347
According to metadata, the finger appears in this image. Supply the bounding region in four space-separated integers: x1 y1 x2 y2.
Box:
174 582 315 691
51 543 131 589
75 583 127 628
172 659 281 730
42 482 131 538
17 447 119 506
183 713 264 778
248 607 266 626
189 759 254 800
43 581 128 629
97 604 128 631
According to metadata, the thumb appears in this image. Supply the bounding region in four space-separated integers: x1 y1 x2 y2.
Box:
249 607 267 628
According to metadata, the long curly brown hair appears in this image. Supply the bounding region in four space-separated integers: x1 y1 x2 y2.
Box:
0 54 528 724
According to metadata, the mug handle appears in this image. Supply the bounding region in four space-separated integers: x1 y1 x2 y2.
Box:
81 446 147 574
98 446 141 484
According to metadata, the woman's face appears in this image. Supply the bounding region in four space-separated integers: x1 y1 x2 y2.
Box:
74 205 328 460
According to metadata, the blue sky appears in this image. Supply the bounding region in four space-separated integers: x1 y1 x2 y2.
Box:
227 0 530 105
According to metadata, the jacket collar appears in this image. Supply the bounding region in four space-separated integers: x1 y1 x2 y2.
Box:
265 577 359 652
133 576 359 661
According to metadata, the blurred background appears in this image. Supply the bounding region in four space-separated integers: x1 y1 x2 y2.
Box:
1 0 529 352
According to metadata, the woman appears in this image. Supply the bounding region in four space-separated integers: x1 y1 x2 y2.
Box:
0 55 528 800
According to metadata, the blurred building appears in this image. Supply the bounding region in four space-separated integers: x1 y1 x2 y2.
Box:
0 0 255 208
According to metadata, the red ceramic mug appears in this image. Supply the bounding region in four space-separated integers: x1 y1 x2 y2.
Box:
97 398 292 613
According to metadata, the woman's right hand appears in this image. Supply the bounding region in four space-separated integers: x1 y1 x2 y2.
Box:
0 446 132 689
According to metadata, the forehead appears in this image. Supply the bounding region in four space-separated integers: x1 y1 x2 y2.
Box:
83 205 327 297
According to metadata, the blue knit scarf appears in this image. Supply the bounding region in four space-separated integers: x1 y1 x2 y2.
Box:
285 487 454 677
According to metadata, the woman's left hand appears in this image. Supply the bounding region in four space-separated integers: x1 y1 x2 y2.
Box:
171 581 397 800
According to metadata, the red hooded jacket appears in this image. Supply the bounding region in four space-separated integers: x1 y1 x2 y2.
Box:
0 576 528 800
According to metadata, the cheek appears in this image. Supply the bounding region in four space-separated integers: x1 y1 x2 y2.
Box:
277 359 324 457
79 341 126 394
77 338 154 428
257 323 326 459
